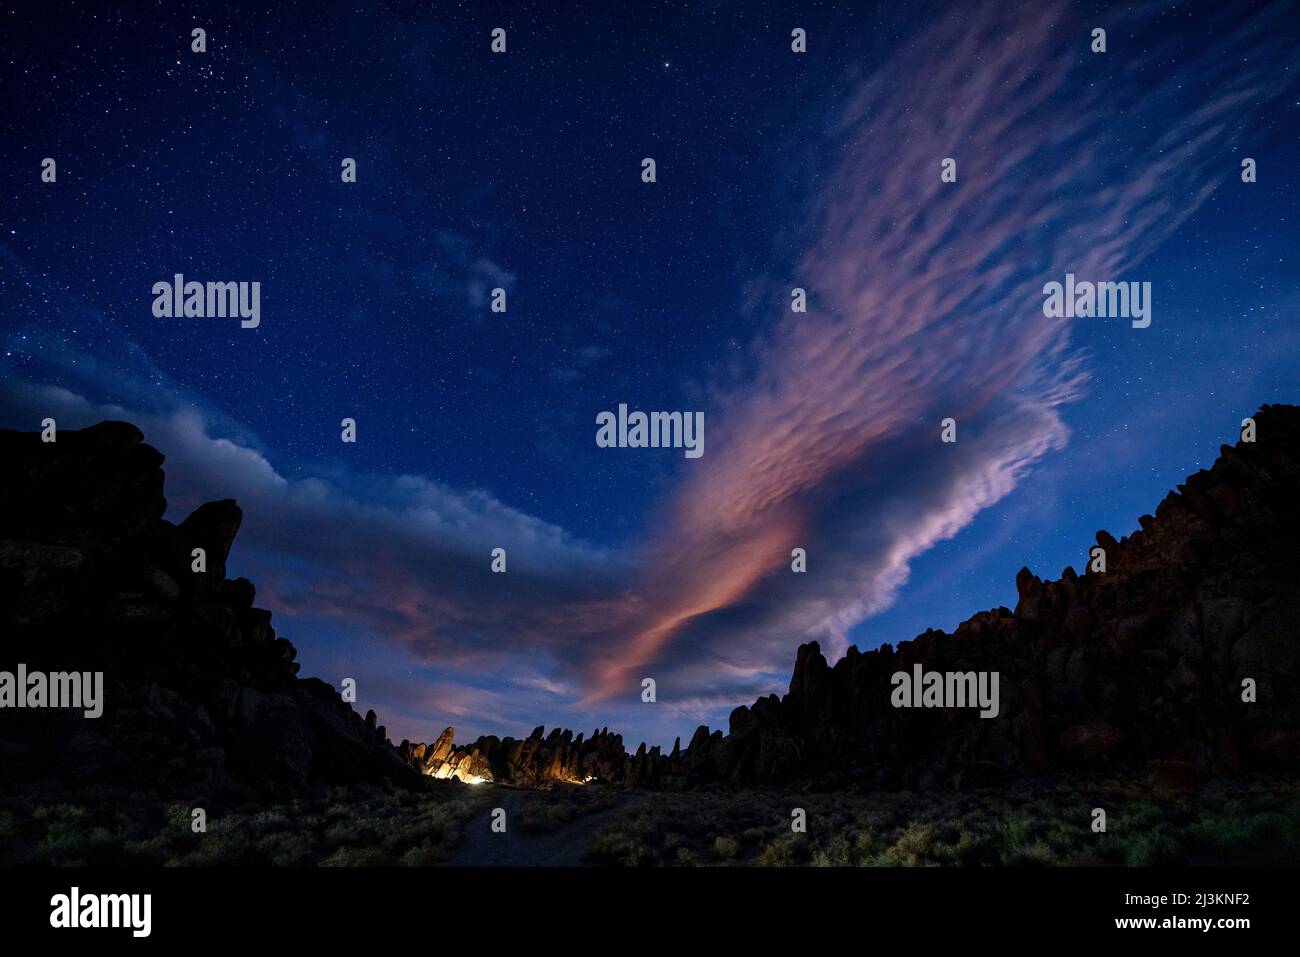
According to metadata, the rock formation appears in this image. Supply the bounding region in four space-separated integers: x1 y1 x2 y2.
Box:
0 421 416 792
406 403 1300 788
400 725 656 786
692 402 1300 788
5 404 1298 796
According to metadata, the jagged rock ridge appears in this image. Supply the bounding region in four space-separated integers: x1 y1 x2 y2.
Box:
0 421 416 791
400 725 669 787
5 404 1297 794
408 403 1300 789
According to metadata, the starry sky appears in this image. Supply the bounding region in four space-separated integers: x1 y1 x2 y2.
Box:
2 0 1298 748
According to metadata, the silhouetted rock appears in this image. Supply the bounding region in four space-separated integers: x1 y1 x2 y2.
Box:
9 403 1299 797
677 403 1300 786
0 421 418 794
407 404 1300 789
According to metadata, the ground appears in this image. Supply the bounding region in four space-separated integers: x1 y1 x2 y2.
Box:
2 775 1297 867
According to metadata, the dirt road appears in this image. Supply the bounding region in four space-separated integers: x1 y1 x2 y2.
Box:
440 787 630 867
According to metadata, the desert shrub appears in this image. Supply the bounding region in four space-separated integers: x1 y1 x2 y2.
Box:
122 833 175 867
588 827 652 866
1004 840 1056 867
167 820 253 866
1121 830 1182 867
712 835 739 861
878 822 938 866
320 844 395 867
1183 800 1300 865
255 829 314 866
757 836 801 867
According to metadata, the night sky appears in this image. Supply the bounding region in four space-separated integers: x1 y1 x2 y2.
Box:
3 0 1298 748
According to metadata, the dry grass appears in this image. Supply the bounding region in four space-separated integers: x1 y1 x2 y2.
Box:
0 779 492 866
6 774 1297 867
578 776 1300 867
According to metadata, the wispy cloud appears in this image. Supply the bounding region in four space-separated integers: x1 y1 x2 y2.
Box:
577 0 1299 701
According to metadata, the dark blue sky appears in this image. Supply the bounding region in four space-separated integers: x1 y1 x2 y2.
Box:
3 0 1298 747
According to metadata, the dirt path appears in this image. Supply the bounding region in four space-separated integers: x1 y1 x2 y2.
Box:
440 787 631 867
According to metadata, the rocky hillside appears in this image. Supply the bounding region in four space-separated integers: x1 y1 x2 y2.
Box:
0 421 416 792
411 403 1300 789
5 406 1297 796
